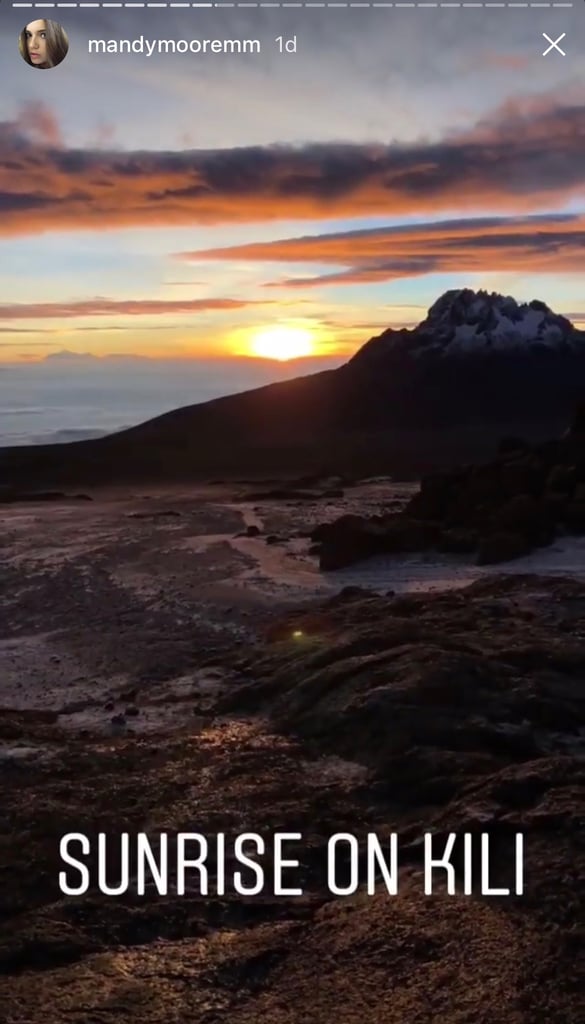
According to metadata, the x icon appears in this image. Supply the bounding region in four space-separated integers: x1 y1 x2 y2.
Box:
542 32 566 56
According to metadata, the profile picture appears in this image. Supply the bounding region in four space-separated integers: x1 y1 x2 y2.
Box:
19 19 69 69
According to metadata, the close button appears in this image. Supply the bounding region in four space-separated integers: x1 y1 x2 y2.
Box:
542 32 567 56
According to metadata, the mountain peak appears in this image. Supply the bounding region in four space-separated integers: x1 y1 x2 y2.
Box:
351 289 582 366
425 287 553 326
413 288 578 355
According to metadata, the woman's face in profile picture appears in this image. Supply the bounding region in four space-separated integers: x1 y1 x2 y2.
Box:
20 19 69 69
25 20 48 66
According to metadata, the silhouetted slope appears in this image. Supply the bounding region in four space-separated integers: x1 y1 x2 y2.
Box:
1 289 584 486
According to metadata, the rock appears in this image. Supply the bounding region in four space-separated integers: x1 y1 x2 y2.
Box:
0 490 68 505
488 494 553 547
406 471 465 521
499 454 545 498
302 401 585 568
318 519 385 570
2 571 584 1021
497 436 529 457
564 502 585 532
245 524 261 537
241 489 318 502
546 464 576 494
568 400 585 436
125 706 140 717
382 518 441 552
476 532 532 565
438 528 478 554
316 515 440 570
265 535 281 545
463 464 502 507
310 514 365 544
328 586 372 604
104 701 114 712
542 491 569 520
127 509 181 519
321 475 349 489
228 575 585 794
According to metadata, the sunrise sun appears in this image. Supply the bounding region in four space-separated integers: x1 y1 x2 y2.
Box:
249 325 315 361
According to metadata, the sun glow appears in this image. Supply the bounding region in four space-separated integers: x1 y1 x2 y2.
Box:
249 324 315 361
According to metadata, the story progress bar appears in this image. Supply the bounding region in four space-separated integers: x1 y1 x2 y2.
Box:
9 2 578 7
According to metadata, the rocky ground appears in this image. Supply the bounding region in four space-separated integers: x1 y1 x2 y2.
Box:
0 483 584 1022
309 411 585 571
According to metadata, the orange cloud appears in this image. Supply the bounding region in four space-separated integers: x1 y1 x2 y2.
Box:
16 102 63 147
0 97 583 236
0 297 270 320
178 213 585 287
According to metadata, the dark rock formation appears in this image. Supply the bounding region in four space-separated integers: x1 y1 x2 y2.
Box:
0 490 92 504
2 575 584 1021
311 402 585 569
311 514 440 570
229 574 585 776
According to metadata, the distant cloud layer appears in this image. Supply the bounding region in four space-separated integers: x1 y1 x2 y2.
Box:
0 297 269 320
1 96 583 236
183 213 585 287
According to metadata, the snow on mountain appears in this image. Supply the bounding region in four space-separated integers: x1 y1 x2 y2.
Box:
412 289 581 356
352 289 584 365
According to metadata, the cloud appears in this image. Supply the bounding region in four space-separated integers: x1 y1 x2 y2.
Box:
0 97 584 236
0 296 270 320
0 327 55 334
16 103 63 147
179 213 585 288
473 53 533 72
0 339 56 347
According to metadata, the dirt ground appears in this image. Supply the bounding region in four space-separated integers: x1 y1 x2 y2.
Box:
0 483 583 1023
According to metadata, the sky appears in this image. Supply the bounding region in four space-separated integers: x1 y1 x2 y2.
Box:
0 7 584 366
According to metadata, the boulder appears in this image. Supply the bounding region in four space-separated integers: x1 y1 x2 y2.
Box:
464 465 502 507
241 488 318 501
438 528 479 554
546 464 576 494
541 491 569 523
316 516 440 570
488 494 554 547
499 454 546 498
381 518 441 553
497 436 529 457
406 470 466 521
563 502 585 533
307 403 585 570
476 532 532 565
319 524 389 573
318 519 388 570
310 513 368 545
568 399 585 436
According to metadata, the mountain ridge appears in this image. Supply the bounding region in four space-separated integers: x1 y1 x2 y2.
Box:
1 288 585 485
351 288 585 364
